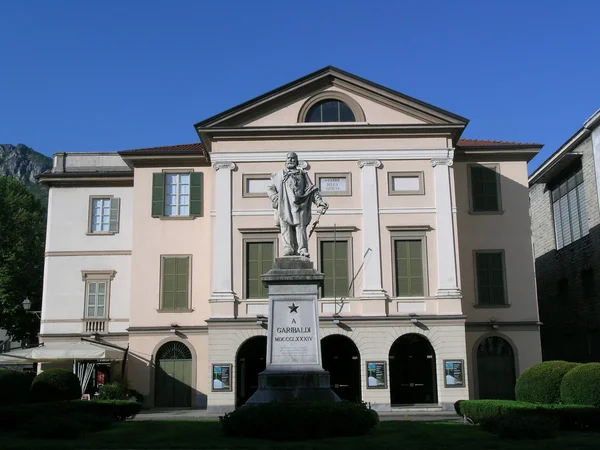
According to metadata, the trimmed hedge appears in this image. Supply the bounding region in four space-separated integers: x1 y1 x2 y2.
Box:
30 368 81 402
220 401 379 440
515 360 579 404
458 400 600 432
0 369 34 405
560 363 600 407
0 400 141 432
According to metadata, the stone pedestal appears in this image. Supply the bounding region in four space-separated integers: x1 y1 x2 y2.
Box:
245 257 340 404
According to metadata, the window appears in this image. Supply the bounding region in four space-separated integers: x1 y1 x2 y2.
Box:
474 251 507 306
552 167 588 249
88 197 120 233
394 240 425 297
245 242 275 299
388 172 425 195
315 173 352 196
242 174 271 198
81 270 115 319
305 100 356 123
152 172 203 218
320 240 350 298
558 278 569 305
160 256 190 310
469 165 501 212
582 269 596 299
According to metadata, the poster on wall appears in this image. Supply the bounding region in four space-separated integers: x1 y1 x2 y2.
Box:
366 361 387 389
444 360 464 387
212 364 232 391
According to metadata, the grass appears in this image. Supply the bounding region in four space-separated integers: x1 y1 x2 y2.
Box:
1 420 600 450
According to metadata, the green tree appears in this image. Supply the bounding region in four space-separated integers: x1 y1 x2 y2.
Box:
0 176 46 342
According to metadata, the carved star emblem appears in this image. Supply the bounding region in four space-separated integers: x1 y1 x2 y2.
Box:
288 303 299 313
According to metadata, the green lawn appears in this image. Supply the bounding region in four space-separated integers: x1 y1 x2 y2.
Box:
1 420 599 449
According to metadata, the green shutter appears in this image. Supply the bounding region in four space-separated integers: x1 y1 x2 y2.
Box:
109 197 120 233
476 252 505 305
321 241 349 298
395 240 424 297
190 172 203 217
161 257 189 309
471 166 499 212
152 173 165 217
246 242 274 299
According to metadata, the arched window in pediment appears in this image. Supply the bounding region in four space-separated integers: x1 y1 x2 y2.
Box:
298 92 366 123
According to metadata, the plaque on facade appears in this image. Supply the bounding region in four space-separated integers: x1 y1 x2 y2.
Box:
444 359 464 387
366 361 387 389
212 363 232 391
315 173 351 196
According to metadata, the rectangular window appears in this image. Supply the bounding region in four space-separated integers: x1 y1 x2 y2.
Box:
388 172 424 195
246 242 274 299
558 278 569 305
469 165 501 212
242 174 271 198
394 240 424 297
86 281 107 318
152 172 203 218
89 197 120 233
552 168 588 249
320 240 350 298
582 269 596 299
161 256 190 310
474 251 507 305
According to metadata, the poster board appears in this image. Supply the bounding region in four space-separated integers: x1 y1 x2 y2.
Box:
211 363 232 391
366 361 387 389
444 359 465 387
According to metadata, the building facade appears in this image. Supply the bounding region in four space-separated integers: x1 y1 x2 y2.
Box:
38 67 542 411
530 110 600 363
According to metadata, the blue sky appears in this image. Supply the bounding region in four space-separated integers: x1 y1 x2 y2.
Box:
1 1 599 173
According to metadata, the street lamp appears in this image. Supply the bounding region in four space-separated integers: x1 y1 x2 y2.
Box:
22 297 41 319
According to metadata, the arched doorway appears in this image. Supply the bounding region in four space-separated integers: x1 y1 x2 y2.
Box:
477 336 516 399
236 336 267 407
154 341 193 407
389 334 437 405
321 335 361 402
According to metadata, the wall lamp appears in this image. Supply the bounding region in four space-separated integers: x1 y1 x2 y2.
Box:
169 323 179 333
409 314 419 324
332 315 341 325
256 315 267 326
489 319 499 330
22 297 42 319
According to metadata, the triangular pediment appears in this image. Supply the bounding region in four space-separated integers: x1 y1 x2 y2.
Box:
194 66 469 129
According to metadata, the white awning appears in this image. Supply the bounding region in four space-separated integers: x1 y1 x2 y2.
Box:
0 341 125 364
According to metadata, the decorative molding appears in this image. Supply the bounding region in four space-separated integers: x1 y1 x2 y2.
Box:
212 162 236 171
210 149 453 163
81 270 117 281
379 207 436 214
430 158 453 167
386 225 433 232
357 159 382 168
46 250 132 257
238 227 280 234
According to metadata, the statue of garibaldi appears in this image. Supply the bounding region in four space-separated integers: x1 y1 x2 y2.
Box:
266 152 328 258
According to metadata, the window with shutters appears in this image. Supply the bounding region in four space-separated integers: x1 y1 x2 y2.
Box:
551 167 588 249
152 171 204 218
88 196 120 234
468 165 502 213
319 240 351 299
245 242 275 299
474 251 508 306
81 270 116 320
160 256 191 310
394 239 425 297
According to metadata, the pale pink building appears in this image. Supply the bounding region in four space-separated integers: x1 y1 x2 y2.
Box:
38 67 542 411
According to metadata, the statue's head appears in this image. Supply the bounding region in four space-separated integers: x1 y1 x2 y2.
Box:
285 152 298 169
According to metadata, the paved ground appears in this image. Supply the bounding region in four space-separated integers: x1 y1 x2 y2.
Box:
132 408 462 422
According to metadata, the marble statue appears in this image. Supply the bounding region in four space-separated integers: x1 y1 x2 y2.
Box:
267 152 328 258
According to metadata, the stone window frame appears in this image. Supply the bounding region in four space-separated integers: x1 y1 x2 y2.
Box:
297 91 366 123
467 163 504 214
158 255 193 312
316 228 356 300
240 229 280 301
81 270 116 319
242 173 272 198
472 249 510 308
388 226 430 298
314 172 352 197
87 195 119 235
387 171 425 196
152 169 203 220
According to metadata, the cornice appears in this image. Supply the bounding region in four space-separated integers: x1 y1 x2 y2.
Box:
212 162 237 171
357 159 382 168
430 158 453 167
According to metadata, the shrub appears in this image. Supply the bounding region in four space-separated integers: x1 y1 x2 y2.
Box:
30 368 81 403
220 401 378 440
0 369 33 405
560 363 600 407
515 360 579 404
23 415 85 439
98 381 130 400
453 399 464 416
494 411 559 440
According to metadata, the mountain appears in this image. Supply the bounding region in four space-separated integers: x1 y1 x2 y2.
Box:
0 144 52 207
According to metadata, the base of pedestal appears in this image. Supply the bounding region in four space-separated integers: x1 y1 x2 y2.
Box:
245 370 341 404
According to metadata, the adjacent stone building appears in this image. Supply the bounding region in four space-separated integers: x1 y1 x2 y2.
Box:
35 67 542 411
530 110 600 363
